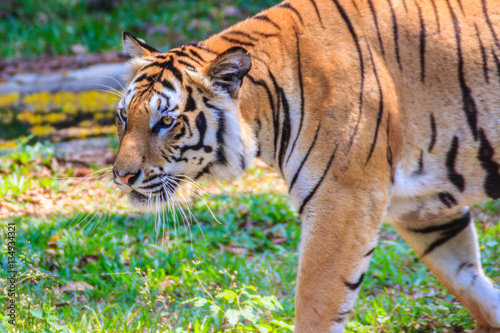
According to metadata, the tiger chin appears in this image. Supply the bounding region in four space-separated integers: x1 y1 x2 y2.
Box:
112 0 500 332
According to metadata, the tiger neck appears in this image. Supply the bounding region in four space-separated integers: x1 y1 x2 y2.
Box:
202 21 299 174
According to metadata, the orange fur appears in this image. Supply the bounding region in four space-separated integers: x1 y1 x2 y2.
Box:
113 1 500 331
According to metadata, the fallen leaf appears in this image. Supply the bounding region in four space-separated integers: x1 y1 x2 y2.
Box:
78 255 99 268
60 281 94 293
44 249 59 257
226 247 249 255
47 233 62 248
55 301 70 307
271 237 287 245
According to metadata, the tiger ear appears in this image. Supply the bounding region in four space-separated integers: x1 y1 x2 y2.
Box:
122 31 159 58
205 47 251 97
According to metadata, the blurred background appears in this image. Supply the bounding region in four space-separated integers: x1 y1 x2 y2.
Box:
0 1 498 332
0 0 275 144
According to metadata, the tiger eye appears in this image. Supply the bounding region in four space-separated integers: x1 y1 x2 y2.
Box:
162 116 175 127
119 108 127 120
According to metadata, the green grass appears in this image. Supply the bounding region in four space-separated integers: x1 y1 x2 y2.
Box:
0 141 499 332
1 0 278 60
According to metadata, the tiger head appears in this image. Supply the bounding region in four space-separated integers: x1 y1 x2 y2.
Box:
113 32 256 209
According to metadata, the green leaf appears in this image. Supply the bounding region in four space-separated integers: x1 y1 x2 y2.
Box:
216 290 238 301
209 304 220 317
257 325 270 333
48 321 68 332
240 306 257 324
29 309 44 319
194 298 208 308
270 320 295 330
260 296 283 311
259 297 276 311
180 297 200 305
225 309 240 327
0 323 7 333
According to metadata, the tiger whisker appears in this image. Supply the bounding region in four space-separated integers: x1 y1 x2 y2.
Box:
96 74 126 90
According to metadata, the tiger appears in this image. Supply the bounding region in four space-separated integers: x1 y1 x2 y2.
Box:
111 0 500 331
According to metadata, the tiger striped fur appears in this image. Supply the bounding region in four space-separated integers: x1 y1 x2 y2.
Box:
112 0 500 331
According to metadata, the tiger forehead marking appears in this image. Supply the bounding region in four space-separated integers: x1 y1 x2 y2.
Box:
112 1 500 331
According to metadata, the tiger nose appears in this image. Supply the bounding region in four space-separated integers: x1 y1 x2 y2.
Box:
115 170 141 186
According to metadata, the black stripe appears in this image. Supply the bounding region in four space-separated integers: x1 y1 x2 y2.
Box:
174 50 203 66
188 49 206 62
416 3 426 82
180 111 212 155
456 262 474 275
482 0 500 50
306 0 324 28
184 87 196 112
415 150 424 175
204 97 227 166
178 114 192 137
410 213 468 234
446 0 479 140
142 58 183 83
475 25 489 84
277 89 292 173
289 123 321 192
387 145 394 183
386 111 394 183
194 163 212 180
365 247 376 256
446 136 465 192
254 14 281 30
366 45 383 164
173 123 186 140
239 153 246 170
135 72 176 92
351 0 360 13
430 0 441 33
191 44 218 55
178 59 196 68
438 192 457 208
277 3 304 25
268 70 282 158
330 0 365 146
299 145 338 214
160 149 171 163
226 30 259 42
286 28 305 165
386 0 402 70
254 119 262 157
344 273 365 290
367 0 385 57
429 114 437 152
409 212 470 256
220 35 255 47
170 50 190 58
251 31 280 38
246 74 277 156
478 128 500 199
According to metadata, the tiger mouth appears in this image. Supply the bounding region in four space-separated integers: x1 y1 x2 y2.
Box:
129 182 179 204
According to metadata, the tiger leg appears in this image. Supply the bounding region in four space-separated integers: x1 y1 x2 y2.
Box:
293 188 386 333
391 208 500 332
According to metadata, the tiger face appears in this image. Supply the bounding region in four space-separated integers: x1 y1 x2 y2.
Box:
113 32 255 209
